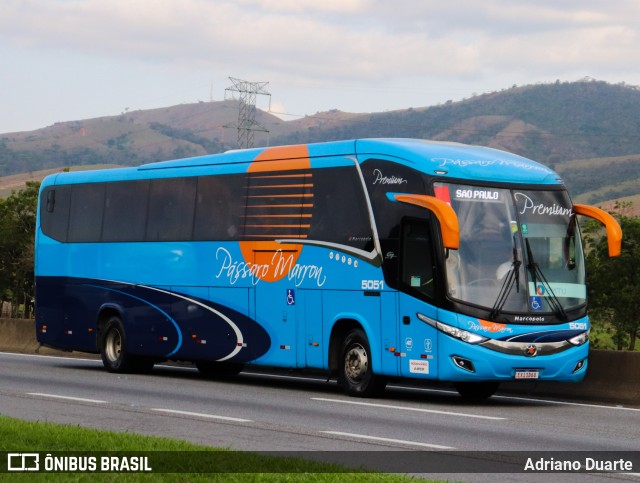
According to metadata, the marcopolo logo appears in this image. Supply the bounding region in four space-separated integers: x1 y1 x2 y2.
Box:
7 453 40 472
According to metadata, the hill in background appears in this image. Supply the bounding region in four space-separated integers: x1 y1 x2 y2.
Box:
1 79 639 208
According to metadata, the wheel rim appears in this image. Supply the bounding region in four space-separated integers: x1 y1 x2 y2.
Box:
105 328 122 363
344 343 368 383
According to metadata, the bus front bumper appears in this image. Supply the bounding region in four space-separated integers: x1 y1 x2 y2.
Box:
437 335 590 383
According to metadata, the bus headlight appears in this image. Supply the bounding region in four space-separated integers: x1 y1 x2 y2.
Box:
417 313 488 344
436 322 488 344
568 331 589 346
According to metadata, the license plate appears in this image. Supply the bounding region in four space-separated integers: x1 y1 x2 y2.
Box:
515 370 539 380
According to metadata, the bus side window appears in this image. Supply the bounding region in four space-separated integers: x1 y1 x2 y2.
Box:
308 166 373 250
41 186 71 242
103 181 149 242
46 189 56 213
400 218 435 300
68 184 105 243
194 174 244 240
146 178 197 242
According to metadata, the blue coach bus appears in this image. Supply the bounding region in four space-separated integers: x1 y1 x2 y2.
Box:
35 139 621 399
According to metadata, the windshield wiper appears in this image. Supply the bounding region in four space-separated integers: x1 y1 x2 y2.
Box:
489 237 521 320
525 238 567 320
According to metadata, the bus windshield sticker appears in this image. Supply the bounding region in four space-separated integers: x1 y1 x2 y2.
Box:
453 188 501 201
514 192 572 217
530 296 543 311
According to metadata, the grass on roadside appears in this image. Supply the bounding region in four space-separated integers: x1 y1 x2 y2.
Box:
0 415 437 482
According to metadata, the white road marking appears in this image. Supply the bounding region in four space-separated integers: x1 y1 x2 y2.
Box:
320 430 455 450
27 392 107 404
150 408 253 423
5 353 640 412
1 351 101 363
242 370 328 382
312 397 506 420
491 394 640 412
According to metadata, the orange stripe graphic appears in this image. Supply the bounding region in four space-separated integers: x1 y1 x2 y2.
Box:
239 145 311 282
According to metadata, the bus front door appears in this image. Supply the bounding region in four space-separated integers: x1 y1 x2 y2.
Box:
398 218 439 378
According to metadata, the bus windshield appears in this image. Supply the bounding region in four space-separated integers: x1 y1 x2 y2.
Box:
435 183 586 319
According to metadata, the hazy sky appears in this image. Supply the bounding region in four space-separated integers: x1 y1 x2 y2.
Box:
2 0 639 133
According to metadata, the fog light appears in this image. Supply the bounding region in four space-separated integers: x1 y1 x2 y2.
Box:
452 356 475 373
572 359 586 373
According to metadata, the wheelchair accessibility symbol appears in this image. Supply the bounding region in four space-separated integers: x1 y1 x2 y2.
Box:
286 289 295 306
530 296 543 311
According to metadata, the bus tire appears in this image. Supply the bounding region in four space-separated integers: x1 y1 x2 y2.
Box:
338 328 386 397
195 361 244 378
454 381 500 400
100 316 154 374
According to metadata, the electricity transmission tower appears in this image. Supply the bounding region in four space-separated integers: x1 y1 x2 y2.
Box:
224 77 271 148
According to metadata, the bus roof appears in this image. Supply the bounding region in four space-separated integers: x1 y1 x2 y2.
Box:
355 138 561 185
41 138 562 187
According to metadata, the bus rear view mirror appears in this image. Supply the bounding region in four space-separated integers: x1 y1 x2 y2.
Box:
573 204 622 257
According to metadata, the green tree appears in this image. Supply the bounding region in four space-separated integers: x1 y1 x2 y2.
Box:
0 181 40 318
584 202 640 350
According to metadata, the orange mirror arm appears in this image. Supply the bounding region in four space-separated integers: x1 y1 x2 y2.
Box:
573 204 622 257
393 194 460 250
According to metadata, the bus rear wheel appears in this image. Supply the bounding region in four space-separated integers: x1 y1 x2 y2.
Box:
454 381 500 400
100 316 154 374
338 328 386 397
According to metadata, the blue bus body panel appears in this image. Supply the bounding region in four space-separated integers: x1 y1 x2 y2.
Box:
36 276 270 361
385 297 588 382
437 334 589 383
447 312 590 382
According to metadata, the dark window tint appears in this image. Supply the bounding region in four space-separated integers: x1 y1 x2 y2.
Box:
146 177 197 241
359 160 435 289
401 219 435 300
68 184 105 242
194 174 245 240
40 164 376 246
40 186 71 242
360 159 426 239
103 181 149 242
308 166 373 250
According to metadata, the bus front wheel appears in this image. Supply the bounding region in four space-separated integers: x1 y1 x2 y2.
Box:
100 316 154 374
338 328 386 397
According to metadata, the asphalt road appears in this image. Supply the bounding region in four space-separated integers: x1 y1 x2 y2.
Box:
1 351 639 481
